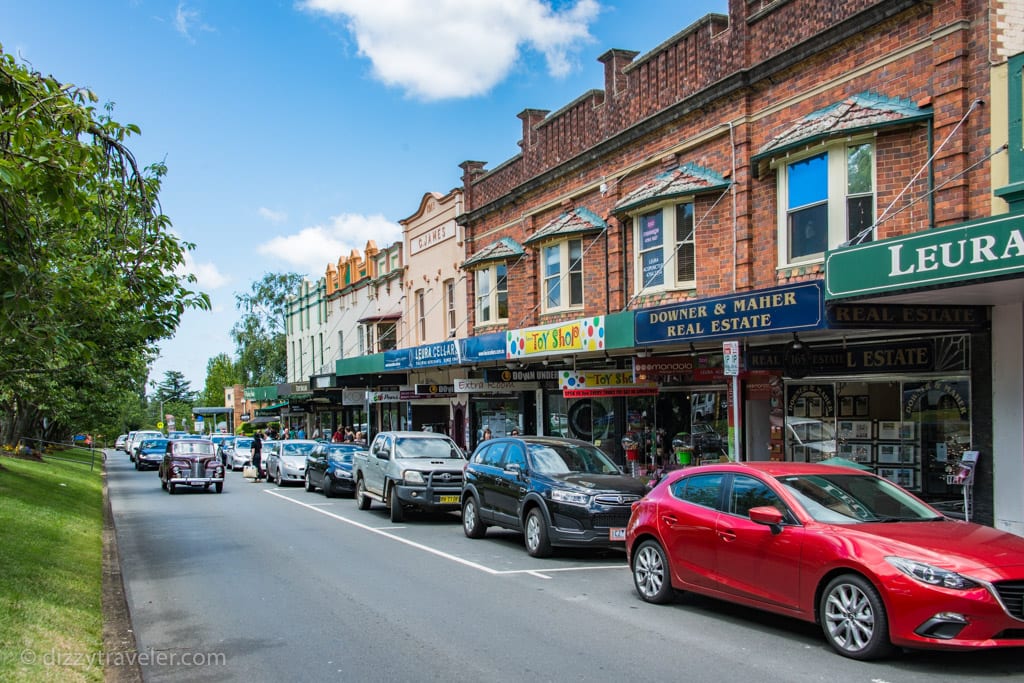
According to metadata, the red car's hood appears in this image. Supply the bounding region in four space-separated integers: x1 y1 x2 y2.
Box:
837 519 1024 571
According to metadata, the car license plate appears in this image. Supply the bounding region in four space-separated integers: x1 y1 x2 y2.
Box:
439 495 460 504
609 527 626 542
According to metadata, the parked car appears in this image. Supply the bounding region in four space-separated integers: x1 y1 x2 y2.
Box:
127 430 163 463
123 431 137 454
305 442 363 497
209 434 233 464
462 435 646 557
115 434 128 451
258 439 278 479
266 439 317 486
226 436 253 471
626 461 1024 660
134 437 169 471
158 438 225 494
353 431 466 522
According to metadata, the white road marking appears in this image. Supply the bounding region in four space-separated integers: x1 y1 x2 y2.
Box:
263 489 627 577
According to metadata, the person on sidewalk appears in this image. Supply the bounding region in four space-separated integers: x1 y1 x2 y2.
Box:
251 431 263 482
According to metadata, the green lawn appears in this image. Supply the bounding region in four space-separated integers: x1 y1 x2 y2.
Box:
0 455 104 682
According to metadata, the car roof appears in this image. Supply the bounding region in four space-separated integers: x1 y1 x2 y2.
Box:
486 435 595 448
675 461 877 477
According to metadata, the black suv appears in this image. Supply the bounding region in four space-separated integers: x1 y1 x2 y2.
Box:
461 436 646 557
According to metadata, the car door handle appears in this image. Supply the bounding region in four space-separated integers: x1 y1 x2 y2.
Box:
661 514 678 525
718 529 737 542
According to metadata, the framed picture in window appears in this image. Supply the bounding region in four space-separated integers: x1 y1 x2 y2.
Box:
855 395 870 417
839 442 873 463
808 396 823 418
837 420 872 440
878 467 916 489
900 422 917 441
792 397 807 418
791 445 807 462
877 444 902 463
839 395 855 417
877 421 901 441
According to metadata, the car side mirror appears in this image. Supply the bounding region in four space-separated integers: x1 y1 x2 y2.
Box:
749 506 784 535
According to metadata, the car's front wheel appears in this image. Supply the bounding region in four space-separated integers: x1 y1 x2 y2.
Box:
463 496 487 538
276 468 285 486
524 508 552 558
323 477 335 499
167 482 176 495
214 482 223 493
820 573 895 660
355 478 371 510
389 486 405 523
632 540 674 604
305 472 315 492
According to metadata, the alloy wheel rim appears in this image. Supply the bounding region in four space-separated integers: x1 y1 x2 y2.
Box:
635 546 664 597
525 515 539 550
464 503 476 531
824 583 874 652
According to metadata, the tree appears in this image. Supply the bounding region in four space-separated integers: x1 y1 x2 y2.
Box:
0 47 210 446
200 353 242 408
232 272 303 386
152 370 197 404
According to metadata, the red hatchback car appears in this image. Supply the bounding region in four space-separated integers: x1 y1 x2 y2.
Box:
626 462 1024 660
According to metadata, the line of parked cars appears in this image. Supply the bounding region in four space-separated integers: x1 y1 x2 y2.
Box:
115 429 1024 661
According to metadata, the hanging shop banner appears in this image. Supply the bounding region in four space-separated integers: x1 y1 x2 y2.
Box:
411 340 462 368
634 281 824 345
564 386 659 398
463 331 507 362
507 316 605 358
367 390 401 403
384 348 412 370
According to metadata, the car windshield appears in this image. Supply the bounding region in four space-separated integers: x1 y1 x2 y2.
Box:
527 442 621 476
394 437 463 459
280 442 316 456
235 438 253 448
173 442 216 456
141 439 168 450
777 473 940 523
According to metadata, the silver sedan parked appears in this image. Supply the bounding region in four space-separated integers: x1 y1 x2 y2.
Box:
265 439 317 486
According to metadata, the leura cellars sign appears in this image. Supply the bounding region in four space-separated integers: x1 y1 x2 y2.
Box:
825 213 1024 300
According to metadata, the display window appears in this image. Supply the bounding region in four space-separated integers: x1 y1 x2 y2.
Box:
781 376 971 500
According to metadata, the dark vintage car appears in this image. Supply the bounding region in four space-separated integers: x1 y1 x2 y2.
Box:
158 438 225 494
461 436 646 557
135 437 169 471
304 442 364 497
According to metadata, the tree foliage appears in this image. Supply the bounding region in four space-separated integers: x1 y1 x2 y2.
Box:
0 46 210 446
232 272 303 386
200 353 242 408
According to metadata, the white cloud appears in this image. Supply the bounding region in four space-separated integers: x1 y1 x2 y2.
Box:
177 251 230 290
299 0 600 100
173 2 214 42
258 207 289 223
256 212 403 278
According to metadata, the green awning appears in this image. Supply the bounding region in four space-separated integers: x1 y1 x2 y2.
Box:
255 401 288 415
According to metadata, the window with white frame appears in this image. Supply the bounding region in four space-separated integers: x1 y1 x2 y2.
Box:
416 288 427 342
475 264 508 324
445 279 456 336
633 202 695 293
542 238 583 312
778 140 875 264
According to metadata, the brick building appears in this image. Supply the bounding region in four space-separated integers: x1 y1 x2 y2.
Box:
455 0 1022 530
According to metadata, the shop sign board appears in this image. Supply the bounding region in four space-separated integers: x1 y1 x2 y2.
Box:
409 219 456 255
453 379 524 392
463 332 506 362
507 316 605 358
366 390 401 403
747 338 956 375
564 386 659 398
411 340 462 368
634 282 824 346
484 368 560 383
559 370 642 390
825 212 1024 300
342 388 365 405
827 303 988 329
412 384 455 396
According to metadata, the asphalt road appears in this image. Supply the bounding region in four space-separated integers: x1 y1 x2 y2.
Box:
107 449 1024 682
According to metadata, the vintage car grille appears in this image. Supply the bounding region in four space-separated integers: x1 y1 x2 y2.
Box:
426 470 463 487
191 461 204 478
591 511 633 528
993 580 1024 618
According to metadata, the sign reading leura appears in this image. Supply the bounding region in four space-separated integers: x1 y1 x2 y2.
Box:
634 282 824 345
825 213 1024 300
507 316 605 358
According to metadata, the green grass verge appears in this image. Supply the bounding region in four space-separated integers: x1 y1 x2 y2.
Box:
0 455 104 682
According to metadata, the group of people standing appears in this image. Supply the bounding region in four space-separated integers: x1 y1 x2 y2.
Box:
330 426 365 444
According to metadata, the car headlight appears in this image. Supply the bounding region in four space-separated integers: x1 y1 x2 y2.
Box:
550 489 590 505
403 470 425 484
885 556 980 590
333 469 352 478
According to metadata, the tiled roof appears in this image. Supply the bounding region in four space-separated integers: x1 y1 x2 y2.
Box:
614 163 730 214
752 92 931 169
462 237 524 269
523 207 607 246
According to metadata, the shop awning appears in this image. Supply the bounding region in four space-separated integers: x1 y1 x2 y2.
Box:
523 207 607 247
462 237 524 269
255 401 288 415
613 163 730 215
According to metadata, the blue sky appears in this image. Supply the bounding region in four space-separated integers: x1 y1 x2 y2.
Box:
3 0 724 393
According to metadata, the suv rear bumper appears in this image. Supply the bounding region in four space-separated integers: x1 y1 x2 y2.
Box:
394 484 462 511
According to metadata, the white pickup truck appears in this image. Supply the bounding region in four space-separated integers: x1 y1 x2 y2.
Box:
352 431 467 522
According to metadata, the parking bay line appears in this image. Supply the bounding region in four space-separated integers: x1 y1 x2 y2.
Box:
263 489 627 579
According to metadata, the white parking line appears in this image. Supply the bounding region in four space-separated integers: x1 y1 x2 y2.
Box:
263 489 626 578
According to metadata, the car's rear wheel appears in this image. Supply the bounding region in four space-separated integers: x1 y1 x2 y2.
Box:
632 540 674 604
168 482 176 495
820 573 895 660
355 478 371 510
462 496 487 538
389 486 405 523
524 508 552 558
305 472 315 492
